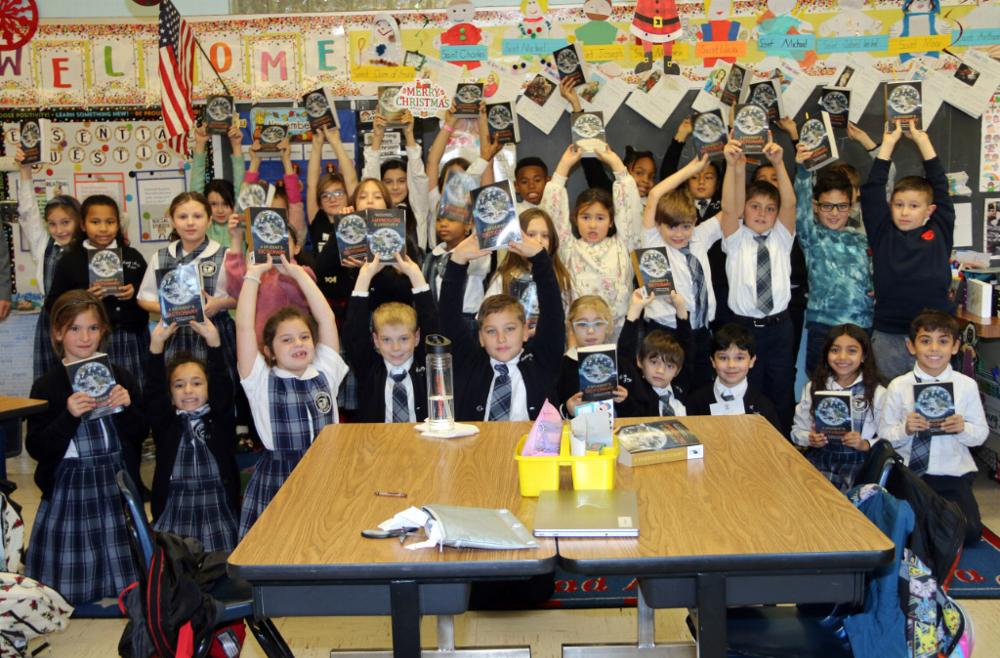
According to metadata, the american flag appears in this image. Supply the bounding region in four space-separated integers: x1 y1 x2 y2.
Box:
158 0 194 155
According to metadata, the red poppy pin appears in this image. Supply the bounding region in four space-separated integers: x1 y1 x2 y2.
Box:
921 230 935 241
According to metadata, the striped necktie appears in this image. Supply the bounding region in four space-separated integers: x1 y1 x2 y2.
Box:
681 245 707 328
753 234 773 315
659 391 675 416
909 373 932 475
489 364 511 421
390 371 409 423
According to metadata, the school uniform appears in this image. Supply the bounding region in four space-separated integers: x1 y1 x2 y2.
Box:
45 240 150 392
343 286 439 423
791 377 886 492
439 250 565 422
146 347 240 552
686 377 781 431
879 364 988 545
640 218 721 392
423 244 490 335
362 144 431 253
25 364 147 605
138 239 237 388
426 158 489 250
17 178 66 378
615 316 691 418
238 343 348 536
723 221 795 432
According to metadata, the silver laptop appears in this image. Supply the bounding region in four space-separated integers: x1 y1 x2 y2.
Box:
532 490 639 538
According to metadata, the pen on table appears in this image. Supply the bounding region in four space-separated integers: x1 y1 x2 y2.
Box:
374 490 407 498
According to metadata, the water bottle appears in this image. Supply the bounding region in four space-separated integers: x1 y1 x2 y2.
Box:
425 334 455 432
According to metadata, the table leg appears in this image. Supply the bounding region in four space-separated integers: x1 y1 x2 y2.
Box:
389 579 422 658
695 573 726 658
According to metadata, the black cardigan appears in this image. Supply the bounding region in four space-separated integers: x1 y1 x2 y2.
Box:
45 243 149 330
343 287 439 423
615 317 692 418
439 250 565 421
146 346 240 521
685 384 781 431
27 364 147 500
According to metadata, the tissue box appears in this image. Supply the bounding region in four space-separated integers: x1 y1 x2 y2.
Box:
514 425 618 497
966 278 993 318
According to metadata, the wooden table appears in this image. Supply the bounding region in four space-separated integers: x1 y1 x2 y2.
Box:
558 415 895 658
229 422 555 658
956 307 1000 339
0 396 47 422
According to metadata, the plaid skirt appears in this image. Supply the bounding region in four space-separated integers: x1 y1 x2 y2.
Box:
33 312 61 381
238 447 307 538
165 313 238 391
25 452 137 605
106 325 151 397
806 444 866 492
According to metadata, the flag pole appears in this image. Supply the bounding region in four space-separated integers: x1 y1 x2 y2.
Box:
193 37 232 97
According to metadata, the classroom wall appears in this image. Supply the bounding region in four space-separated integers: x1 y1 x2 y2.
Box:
39 0 230 19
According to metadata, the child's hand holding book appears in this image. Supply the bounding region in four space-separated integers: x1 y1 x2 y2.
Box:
150 320 180 354
190 318 221 348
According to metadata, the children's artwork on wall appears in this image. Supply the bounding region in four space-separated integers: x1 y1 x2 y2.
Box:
517 0 554 40
437 0 489 70
754 0 817 72
364 13 404 67
699 0 741 68
630 0 683 74
889 0 950 63
981 89 1000 194
817 0 883 38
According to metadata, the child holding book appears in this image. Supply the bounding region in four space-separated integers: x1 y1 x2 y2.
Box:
148 318 240 551
543 144 642 335
305 124 359 282
46 195 150 392
189 119 245 248
879 311 988 546
555 295 627 417
26 290 147 604
439 235 564 421
793 152 874 376
642 153 720 391
617 288 690 418
686 323 781 430
791 324 886 491
236 254 348 536
863 123 955 380
719 138 797 432
14 148 82 378
243 138 308 246
344 254 438 423
137 192 238 386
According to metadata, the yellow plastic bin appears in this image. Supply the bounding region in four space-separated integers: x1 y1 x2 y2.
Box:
514 425 618 497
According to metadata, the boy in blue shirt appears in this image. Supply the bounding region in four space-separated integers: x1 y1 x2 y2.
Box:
862 122 954 379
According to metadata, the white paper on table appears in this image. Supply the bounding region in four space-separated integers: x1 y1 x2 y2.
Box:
515 79 568 135
580 66 629 123
953 202 973 249
625 74 688 128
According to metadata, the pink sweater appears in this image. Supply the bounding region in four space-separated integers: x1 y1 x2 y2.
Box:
225 250 317 343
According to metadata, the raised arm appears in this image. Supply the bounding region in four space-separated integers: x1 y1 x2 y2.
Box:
363 115 386 181
14 149 47 260
235 257 271 379
598 146 642 250
426 104 457 193
720 141 746 238
189 124 209 194
545 144 583 255
439 235 487 355
344 259 385 370
516 240 564 371
276 140 307 246
306 131 324 222
659 117 691 180
861 123 903 237
763 139 796 235
400 112 431 252
793 145 815 242
324 124 358 195
228 119 246 189
644 155 709 230
282 254 338 351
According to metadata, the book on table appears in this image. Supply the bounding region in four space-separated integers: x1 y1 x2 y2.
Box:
616 419 704 467
577 343 618 402
631 247 675 297
65 353 123 420
88 247 124 296
156 262 205 326
913 381 955 435
532 490 639 538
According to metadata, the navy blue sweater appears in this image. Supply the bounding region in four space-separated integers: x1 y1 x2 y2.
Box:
861 156 954 334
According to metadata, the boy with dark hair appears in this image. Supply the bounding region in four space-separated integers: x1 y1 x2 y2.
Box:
879 310 988 546
719 137 797 433
617 288 691 418
862 122 954 379
344 255 438 423
514 156 550 213
686 323 781 429
794 151 874 376
439 234 564 421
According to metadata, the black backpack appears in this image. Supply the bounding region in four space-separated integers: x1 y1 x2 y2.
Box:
119 533 219 658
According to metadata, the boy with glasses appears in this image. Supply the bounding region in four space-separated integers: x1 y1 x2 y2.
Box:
793 145 874 375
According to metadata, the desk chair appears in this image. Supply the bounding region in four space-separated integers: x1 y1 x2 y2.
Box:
115 471 293 658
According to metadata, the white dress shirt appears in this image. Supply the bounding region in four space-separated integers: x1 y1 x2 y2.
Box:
485 351 529 421
429 243 489 314
722 221 793 318
878 364 989 476
383 356 416 423
137 240 230 303
791 376 886 448
653 384 687 417
640 217 722 329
